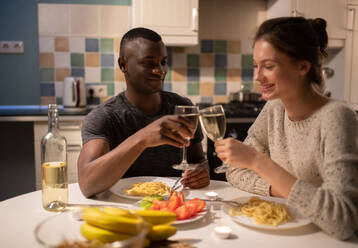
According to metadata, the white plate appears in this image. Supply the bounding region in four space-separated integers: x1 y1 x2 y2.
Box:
223 196 311 230
110 176 183 200
173 209 207 225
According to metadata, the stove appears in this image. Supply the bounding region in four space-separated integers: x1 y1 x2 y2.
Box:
197 101 266 118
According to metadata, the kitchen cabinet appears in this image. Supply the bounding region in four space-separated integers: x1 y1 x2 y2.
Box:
344 4 358 107
34 120 82 190
132 0 199 46
0 122 35 201
267 0 347 48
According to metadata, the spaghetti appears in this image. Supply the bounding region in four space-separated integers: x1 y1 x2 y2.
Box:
125 181 172 197
230 197 292 226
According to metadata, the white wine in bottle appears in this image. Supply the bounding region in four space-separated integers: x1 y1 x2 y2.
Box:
41 104 68 211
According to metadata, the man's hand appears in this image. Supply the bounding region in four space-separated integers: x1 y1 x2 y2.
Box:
136 115 196 149
181 161 210 189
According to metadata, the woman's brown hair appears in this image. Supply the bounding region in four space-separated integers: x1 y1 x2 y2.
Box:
254 17 328 91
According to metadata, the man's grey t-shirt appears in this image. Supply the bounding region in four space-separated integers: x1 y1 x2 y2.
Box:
82 91 203 178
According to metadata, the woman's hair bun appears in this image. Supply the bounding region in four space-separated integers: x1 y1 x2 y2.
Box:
312 18 327 31
310 18 328 57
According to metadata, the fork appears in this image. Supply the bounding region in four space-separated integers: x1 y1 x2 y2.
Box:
171 177 183 192
199 199 243 208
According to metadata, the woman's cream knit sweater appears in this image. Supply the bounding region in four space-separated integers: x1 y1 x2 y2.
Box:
226 99 358 240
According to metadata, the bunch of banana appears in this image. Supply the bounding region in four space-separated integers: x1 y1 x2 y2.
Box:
80 207 178 246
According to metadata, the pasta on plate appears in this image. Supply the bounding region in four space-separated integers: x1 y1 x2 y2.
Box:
125 181 172 197
230 197 293 226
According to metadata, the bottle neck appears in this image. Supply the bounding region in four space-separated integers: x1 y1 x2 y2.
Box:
48 105 59 132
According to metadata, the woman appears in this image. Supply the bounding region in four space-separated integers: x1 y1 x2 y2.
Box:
215 17 358 240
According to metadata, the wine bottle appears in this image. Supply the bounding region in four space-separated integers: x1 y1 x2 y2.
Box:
41 104 68 211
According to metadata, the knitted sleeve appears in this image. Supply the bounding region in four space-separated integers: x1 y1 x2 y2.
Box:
226 102 271 196
287 105 358 240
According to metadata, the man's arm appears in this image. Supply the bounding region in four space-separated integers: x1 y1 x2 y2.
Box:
77 133 146 198
78 115 195 197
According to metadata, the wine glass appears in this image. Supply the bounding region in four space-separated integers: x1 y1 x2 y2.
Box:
199 105 229 173
172 105 200 171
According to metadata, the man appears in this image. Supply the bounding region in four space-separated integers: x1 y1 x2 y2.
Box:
78 27 210 197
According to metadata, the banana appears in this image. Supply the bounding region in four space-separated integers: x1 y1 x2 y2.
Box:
82 207 144 235
146 224 177 242
101 207 139 219
133 209 177 225
80 223 133 243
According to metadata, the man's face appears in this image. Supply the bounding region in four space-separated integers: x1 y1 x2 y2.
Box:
121 38 168 95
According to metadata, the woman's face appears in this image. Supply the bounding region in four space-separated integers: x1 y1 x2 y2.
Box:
253 39 306 101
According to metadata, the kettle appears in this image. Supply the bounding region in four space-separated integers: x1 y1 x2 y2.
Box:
62 77 87 108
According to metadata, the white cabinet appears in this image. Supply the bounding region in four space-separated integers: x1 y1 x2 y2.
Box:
34 120 82 190
132 0 199 46
344 5 358 107
267 0 347 47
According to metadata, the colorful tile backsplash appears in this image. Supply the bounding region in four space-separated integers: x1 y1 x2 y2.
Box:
36 2 263 105
38 37 254 105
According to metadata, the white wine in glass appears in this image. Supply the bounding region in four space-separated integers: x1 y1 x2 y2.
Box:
172 105 200 171
199 105 229 173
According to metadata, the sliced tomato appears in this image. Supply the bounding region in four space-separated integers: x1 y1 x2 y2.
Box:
175 205 190 220
186 198 206 212
184 202 198 217
178 191 185 206
168 191 180 211
149 205 160 210
152 199 168 210
160 207 176 214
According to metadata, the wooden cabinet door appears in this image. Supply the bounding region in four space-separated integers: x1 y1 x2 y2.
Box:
34 120 83 189
132 0 198 45
295 0 346 40
267 0 347 45
345 5 358 105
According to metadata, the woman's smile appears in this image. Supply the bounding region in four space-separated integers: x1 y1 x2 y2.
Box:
260 83 275 94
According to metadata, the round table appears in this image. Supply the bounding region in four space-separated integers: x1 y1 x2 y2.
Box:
0 179 357 248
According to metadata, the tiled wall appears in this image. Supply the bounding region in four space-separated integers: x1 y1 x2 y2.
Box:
164 42 254 104
38 3 130 105
38 1 265 105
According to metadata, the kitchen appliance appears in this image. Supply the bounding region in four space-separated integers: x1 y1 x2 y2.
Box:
62 77 86 108
229 91 263 104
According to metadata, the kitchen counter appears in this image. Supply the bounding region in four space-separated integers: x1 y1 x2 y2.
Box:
0 105 94 121
0 105 260 123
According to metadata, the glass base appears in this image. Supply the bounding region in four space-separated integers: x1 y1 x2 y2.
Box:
172 162 196 171
214 164 230 174
43 201 67 212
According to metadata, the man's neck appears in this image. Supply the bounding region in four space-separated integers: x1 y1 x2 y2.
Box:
125 90 162 115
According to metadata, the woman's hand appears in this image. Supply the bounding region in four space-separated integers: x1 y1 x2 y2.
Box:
181 161 210 189
215 138 262 171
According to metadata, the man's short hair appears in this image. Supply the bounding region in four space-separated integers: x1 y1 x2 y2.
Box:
120 27 162 56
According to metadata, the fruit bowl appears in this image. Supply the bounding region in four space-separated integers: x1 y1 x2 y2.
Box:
34 210 148 248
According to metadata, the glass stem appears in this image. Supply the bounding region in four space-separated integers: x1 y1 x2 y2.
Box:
182 146 188 164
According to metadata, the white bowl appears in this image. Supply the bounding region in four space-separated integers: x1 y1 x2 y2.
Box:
214 225 232 239
205 191 219 201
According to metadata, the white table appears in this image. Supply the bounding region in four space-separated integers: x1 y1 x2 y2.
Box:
0 180 357 248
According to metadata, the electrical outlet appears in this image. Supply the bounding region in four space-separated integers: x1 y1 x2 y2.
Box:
0 41 24 54
87 85 107 98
